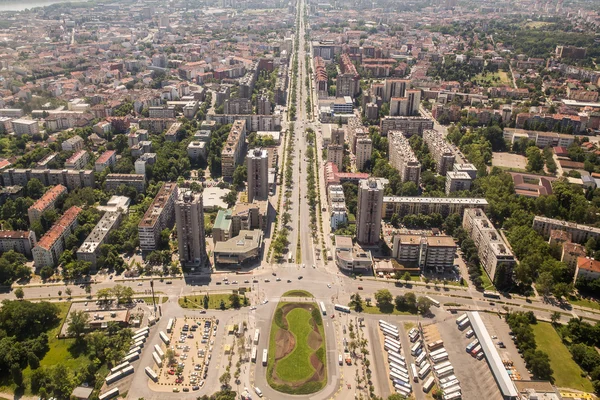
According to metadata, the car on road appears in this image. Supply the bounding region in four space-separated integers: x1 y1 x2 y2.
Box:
232 281 238 284
173 388 180 393
358 286 363 290
287 279 292 283
262 300 268 304
250 306 257 310
276 278 281 281
298 276 303 280
192 386 199 391
216 282 222 285
137 282 142 286
253 279 259 283
244 280 249 283
264 279 270 282
166 281 172 284
327 284 331 288
272 272 277 276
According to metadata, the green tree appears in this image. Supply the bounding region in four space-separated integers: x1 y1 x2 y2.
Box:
526 350 553 381
14 287 24 299
550 311 561 325
230 293 241 309
232 165 247 188
402 272 412 284
221 190 238 208
67 310 89 339
417 296 433 315
220 299 226 310
526 146 544 173
374 289 393 306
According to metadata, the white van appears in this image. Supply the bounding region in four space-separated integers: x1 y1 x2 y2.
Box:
254 387 263 397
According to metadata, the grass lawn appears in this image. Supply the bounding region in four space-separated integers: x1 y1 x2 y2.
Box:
178 293 247 309
403 322 415 331
140 296 168 304
568 297 600 311
276 308 315 382
479 265 496 291
362 304 414 316
282 290 313 297
532 322 594 392
472 70 511 87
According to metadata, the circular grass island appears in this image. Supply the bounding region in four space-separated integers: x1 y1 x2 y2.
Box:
266 302 327 394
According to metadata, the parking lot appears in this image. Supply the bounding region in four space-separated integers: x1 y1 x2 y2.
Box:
148 316 218 392
435 313 501 400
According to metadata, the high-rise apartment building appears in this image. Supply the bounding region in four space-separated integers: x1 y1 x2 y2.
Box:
423 130 455 175
388 131 421 184
383 79 409 103
336 54 360 98
247 148 269 202
175 189 206 267
355 137 372 171
327 144 344 170
138 182 178 254
406 89 421 116
356 178 386 245
221 120 247 180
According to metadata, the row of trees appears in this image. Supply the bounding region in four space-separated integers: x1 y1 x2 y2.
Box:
506 312 553 381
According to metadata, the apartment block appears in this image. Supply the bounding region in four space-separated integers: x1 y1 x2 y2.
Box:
0 230 36 257
148 106 176 119
224 98 252 115
336 54 360 98
247 148 269 203
11 119 40 136
165 122 182 142
187 141 208 161
383 79 409 103
27 184 67 224
2 168 94 190
392 234 456 272
327 144 344 171
32 206 82 268
212 209 233 244
355 137 372 171
105 174 146 193
463 208 516 285
134 153 156 176
65 150 90 170
138 182 178 254
380 116 434 136
453 163 478 179
329 185 348 230
575 257 600 283
61 135 85 152
335 235 373 272
221 120 247 180
388 131 421 184
231 200 269 237
445 171 473 194
382 197 489 219
76 211 122 270
356 178 386 245
562 242 586 271
423 130 455 175
503 128 575 149
175 189 206 267
532 216 600 244
95 150 117 172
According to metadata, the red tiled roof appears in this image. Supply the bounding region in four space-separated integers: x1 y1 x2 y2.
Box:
96 150 116 165
577 257 600 274
28 185 67 213
36 206 81 250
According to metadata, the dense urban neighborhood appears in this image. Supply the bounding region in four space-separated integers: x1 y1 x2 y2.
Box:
0 0 600 399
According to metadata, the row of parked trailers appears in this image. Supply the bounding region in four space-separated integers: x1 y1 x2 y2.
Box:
379 320 413 398
104 327 150 387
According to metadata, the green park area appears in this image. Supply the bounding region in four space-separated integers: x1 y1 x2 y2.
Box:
267 302 327 394
532 322 594 392
471 70 511 87
179 292 248 310
282 290 313 297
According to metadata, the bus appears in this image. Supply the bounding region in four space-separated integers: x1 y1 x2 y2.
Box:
431 352 449 363
319 301 327 315
455 314 468 325
385 343 401 354
395 386 411 397
458 319 470 331
466 339 479 353
254 329 260 345
98 388 119 400
390 370 408 382
122 352 139 363
110 362 130 374
390 364 409 375
251 346 257 363
427 340 444 352
443 392 462 400
152 351 162 368
166 318 174 333
383 328 400 340
470 345 482 357
429 348 447 357
415 352 427 367
262 349 268 366
410 341 423 356
159 331 170 345
132 339 145 348
483 291 501 299
409 330 419 343
440 375 458 384
154 344 164 359
385 337 401 347
394 380 412 391
465 329 475 338
410 363 418 382
127 346 141 356
441 379 460 390
388 354 406 366
423 376 435 392
389 357 406 368
426 296 440 308
433 361 451 371
444 385 461 395
334 304 350 313
134 327 149 336
145 366 158 382
379 320 397 330
132 332 147 342
435 366 454 378
390 361 407 371
418 362 431 379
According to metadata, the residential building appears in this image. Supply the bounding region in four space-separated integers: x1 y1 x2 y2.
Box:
213 229 263 267
388 131 421 184
336 54 360 98
0 109 24 118
503 128 575 148
187 141 208 161
76 211 122 271
463 208 516 285
454 163 478 179
134 153 156 176
223 98 252 115
532 216 600 244
334 235 373 272
27 184 67 224
138 182 178 254
0 230 36 257
445 171 473 194
231 200 268 237
556 45 587 59
32 206 82 268
62 135 85 152
356 178 386 245
355 137 372 171
423 130 455 175
383 79 408 103
562 242 586 271
389 97 409 116
175 189 206 267
382 197 489 219
148 106 176 119
575 257 600 283
327 144 344 170
392 234 457 272
165 122 182 142
105 174 146 193
213 209 233 244
406 89 421 116
257 94 271 115
65 150 90 170
247 148 269 203
2 168 94 190
11 119 40 136
221 120 247 180
95 150 117 172
329 185 348 230
380 116 434 135
96 196 131 214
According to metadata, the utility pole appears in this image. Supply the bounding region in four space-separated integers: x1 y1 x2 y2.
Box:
150 279 157 314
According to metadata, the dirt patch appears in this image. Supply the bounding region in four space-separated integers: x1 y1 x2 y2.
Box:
275 328 295 360
309 352 325 382
307 320 323 350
